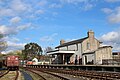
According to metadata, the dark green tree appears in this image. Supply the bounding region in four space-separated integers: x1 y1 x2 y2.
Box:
22 42 43 60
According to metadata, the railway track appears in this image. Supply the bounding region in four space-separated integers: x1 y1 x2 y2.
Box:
0 70 19 80
25 68 70 80
24 68 46 80
47 69 120 80
15 70 19 80
0 70 9 78
26 67 120 80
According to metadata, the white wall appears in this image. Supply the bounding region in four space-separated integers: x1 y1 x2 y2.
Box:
95 47 112 65
59 46 67 50
58 43 82 64
68 44 77 51
68 43 82 64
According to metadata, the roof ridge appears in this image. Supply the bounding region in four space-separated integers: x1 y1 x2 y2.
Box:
56 37 88 48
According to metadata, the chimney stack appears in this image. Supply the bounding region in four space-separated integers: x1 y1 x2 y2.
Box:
60 39 65 45
87 30 94 38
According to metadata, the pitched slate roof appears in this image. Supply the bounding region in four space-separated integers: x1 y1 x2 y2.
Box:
55 37 88 48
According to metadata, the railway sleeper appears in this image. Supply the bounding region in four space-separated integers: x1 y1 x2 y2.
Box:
106 77 114 80
111 75 120 79
27 67 120 80
44 71 70 80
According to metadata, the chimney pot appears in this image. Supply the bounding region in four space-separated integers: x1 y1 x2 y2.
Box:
87 30 94 38
60 39 65 45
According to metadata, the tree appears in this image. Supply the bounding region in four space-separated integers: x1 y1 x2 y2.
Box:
14 50 24 59
44 47 53 55
22 42 43 60
0 34 7 52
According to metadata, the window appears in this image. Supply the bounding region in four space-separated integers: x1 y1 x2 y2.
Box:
15 57 18 60
8 57 10 60
87 43 90 49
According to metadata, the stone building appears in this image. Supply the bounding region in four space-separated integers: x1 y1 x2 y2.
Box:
47 30 112 65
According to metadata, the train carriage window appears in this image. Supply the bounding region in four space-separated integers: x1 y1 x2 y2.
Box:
8 57 10 60
15 57 18 60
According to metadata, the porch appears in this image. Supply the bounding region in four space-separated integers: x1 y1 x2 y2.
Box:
47 50 75 64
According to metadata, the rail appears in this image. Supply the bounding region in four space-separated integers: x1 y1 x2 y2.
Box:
14 70 19 80
26 68 46 80
0 70 9 78
42 71 70 80
26 68 70 80
26 67 120 80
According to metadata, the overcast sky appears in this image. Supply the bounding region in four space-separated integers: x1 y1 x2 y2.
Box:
0 0 120 53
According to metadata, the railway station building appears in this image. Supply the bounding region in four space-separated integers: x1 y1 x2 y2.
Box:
47 30 112 65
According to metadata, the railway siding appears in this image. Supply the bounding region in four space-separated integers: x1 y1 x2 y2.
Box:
25 67 87 80
25 65 120 80
25 68 62 80
44 71 85 80
26 70 46 80
0 71 19 80
0 70 9 78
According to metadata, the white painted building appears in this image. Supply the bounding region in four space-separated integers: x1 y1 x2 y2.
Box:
47 30 112 65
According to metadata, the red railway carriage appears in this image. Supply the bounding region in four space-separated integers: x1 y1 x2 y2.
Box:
5 55 19 70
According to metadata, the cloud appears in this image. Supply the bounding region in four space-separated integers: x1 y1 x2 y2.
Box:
49 3 62 8
35 10 45 14
83 3 93 11
39 0 47 6
100 31 119 42
102 6 120 23
10 16 21 24
108 14 120 23
0 0 32 18
5 41 25 53
17 23 31 30
0 23 31 35
0 25 17 35
24 38 31 41
0 35 26 54
60 0 96 11
7 41 25 49
10 0 29 12
105 0 120 3
101 8 113 14
0 23 31 53
52 12 58 16
2 36 20 42
108 7 120 23
60 0 86 4
0 8 14 16
40 33 58 42
99 30 120 51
